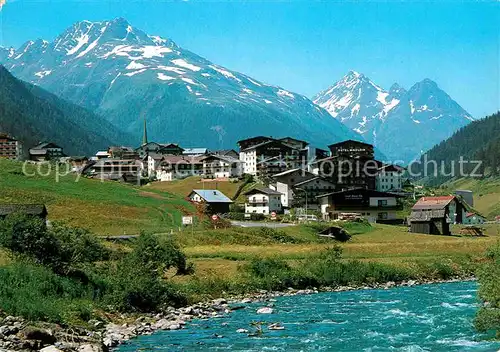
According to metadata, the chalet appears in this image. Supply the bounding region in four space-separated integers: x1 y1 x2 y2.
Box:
239 139 305 176
0 204 48 221
212 149 240 159
244 187 283 215
376 163 405 191
272 168 316 208
188 189 233 214
29 142 65 161
135 142 184 159
311 140 378 191
155 155 204 181
0 133 23 160
200 154 243 179
108 146 137 160
81 159 142 184
409 195 469 235
183 148 209 156
317 188 404 222
95 151 111 160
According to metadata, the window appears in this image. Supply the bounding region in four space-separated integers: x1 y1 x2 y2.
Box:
378 212 388 220
378 200 388 206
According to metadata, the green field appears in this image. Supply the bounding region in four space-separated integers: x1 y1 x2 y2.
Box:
0 159 194 235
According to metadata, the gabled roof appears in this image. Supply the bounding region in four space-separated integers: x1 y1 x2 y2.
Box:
183 148 209 155
0 204 47 216
189 189 233 203
378 163 406 172
200 154 242 164
316 187 404 199
279 137 309 146
412 196 456 211
241 139 297 152
31 142 62 150
244 187 282 196
328 139 373 149
272 168 307 177
293 177 335 187
212 149 238 156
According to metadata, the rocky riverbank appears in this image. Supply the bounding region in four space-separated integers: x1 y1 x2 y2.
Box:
0 276 475 351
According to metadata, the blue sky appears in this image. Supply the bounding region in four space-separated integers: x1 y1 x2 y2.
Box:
0 1 498 118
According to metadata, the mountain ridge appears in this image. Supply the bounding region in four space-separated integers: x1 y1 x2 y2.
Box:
0 64 133 155
0 18 360 150
313 71 474 162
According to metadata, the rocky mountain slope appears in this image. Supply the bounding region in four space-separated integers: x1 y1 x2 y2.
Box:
0 65 132 155
313 71 474 161
0 18 359 150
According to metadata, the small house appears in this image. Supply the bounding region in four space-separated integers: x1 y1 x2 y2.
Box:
317 188 404 223
0 204 48 221
188 189 233 214
29 142 65 161
244 187 283 215
200 154 243 179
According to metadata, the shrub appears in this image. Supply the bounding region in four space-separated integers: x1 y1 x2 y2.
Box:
250 227 301 244
0 214 108 274
475 244 500 336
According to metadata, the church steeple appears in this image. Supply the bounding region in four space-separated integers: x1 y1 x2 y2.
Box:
142 116 148 145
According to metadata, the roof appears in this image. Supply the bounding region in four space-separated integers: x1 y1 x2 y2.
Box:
200 154 241 164
412 196 456 211
183 148 208 155
279 137 309 146
159 155 204 165
409 209 447 221
316 188 405 199
294 177 335 187
190 190 233 203
272 168 305 177
29 149 48 155
0 204 47 216
96 151 111 156
378 163 406 172
244 187 282 196
241 139 297 152
212 149 238 156
328 139 373 149
31 142 62 150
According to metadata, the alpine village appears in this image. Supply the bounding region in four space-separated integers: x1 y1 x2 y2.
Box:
0 11 499 352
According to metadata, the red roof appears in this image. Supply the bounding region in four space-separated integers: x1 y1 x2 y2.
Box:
412 196 456 210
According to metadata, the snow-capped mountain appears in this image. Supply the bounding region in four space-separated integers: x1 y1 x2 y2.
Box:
313 71 474 161
0 18 358 149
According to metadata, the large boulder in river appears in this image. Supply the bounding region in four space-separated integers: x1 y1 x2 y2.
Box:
256 307 274 314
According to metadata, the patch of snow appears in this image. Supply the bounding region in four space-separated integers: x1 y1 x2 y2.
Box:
358 116 368 127
430 114 444 120
141 46 172 59
67 27 92 56
195 92 202 96
242 88 253 94
157 73 175 81
201 73 211 77
264 99 273 104
124 69 147 77
351 103 360 116
186 85 193 93
376 91 389 105
383 98 400 114
181 77 197 85
247 77 262 86
157 66 185 74
209 65 241 82
171 59 201 72
412 119 421 124
127 61 147 70
34 70 52 78
409 100 415 114
277 89 294 99
150 35 167 45
109 72 121 87
76 37 100 58
84 62 93 67
126 25 133 33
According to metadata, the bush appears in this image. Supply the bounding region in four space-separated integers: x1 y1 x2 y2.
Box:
0 262 94 323
103 233 190 312
0 214 108 274
475 244 500 336
250 227 302 244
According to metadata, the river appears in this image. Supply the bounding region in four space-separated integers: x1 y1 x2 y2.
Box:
117 281 500 351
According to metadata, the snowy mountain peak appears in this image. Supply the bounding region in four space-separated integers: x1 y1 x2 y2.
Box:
313 72 474 161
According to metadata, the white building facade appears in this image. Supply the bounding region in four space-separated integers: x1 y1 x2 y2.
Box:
244 187 283 215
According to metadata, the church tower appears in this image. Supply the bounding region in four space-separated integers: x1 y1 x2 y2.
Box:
142 116 148 146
